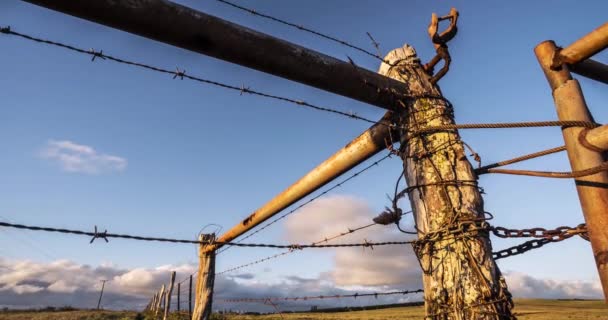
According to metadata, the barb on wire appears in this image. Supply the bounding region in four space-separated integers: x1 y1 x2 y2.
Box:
0 221 413 249
217 153 393 254
214 0 385 62
221 289 423 303
0 25 383 126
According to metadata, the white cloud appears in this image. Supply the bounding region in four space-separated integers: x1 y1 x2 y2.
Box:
40 140 127 174
505 271 603 299
284 195 421 288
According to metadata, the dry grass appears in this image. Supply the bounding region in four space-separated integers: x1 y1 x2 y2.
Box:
1 300 606 320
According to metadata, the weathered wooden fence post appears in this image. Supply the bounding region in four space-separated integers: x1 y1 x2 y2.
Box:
164 271 176 320
155 284 165 317
535 40 608 301
378 45 514 318
192 234 216 320
189 274 193 318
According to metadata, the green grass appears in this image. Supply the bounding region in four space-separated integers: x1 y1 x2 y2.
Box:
1 300 606 320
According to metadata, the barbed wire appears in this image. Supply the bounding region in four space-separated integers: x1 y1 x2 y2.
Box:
216 210 413 275
0 221 412 248
217 153 393 254
212 0 385 62
0 25 383 126
221 289 424 303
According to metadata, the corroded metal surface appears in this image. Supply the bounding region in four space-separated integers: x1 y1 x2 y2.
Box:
571 59 608 85
536 41 608 301
210 115 394 250
557 22 608 66
22 0 409 111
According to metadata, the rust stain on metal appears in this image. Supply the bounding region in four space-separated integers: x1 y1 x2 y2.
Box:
242 213 255 226
555 22 608 67
596 251 608 267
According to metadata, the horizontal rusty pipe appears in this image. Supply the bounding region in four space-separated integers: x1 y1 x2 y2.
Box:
208 113 394 251
22 0 408 111
555 22 608 67
571 59 608 85
580 125 608 152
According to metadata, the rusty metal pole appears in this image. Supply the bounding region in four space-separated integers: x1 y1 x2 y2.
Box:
581 125 608 151
570 59 608 85
536 40 608 301
556 22 608 65
21 0 409 111
206 117 393 252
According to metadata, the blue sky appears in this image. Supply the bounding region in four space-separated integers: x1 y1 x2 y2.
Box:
1 0 607 310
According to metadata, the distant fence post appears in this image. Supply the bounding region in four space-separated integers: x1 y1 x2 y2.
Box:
163 271 176 320
155 284 165 317
189 274 193 318
177 282 181 313
192 233 216 320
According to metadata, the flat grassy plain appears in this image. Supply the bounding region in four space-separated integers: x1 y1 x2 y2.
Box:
1 300 606 320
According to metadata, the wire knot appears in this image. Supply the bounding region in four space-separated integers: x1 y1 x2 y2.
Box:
173 67 186 80
90 225 109 243
363 239 374 250
88 49 105 61
0 26 10 34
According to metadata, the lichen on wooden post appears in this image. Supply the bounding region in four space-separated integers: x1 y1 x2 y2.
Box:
379 45 514 319
192 234 216 320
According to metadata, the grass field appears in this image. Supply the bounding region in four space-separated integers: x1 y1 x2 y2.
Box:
1 300 606 320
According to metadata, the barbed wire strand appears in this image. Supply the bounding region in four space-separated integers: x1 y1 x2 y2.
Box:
0 26 381 126
213 0 384 62
216 210 413 275
0 221 413 248
2 27 599 135
217 153 393 254
221 289 424 303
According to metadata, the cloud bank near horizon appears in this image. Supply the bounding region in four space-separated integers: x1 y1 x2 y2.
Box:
0 196 601 311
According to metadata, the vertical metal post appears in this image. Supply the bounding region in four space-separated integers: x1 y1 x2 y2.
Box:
177 282 181 313
535 40 608 301
189 274 193 318
96 280 107 310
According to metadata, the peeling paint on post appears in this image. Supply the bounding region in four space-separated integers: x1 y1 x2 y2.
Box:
379 45 514 319
192 234 216 320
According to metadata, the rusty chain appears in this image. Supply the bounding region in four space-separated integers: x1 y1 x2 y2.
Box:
490 224 588 260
